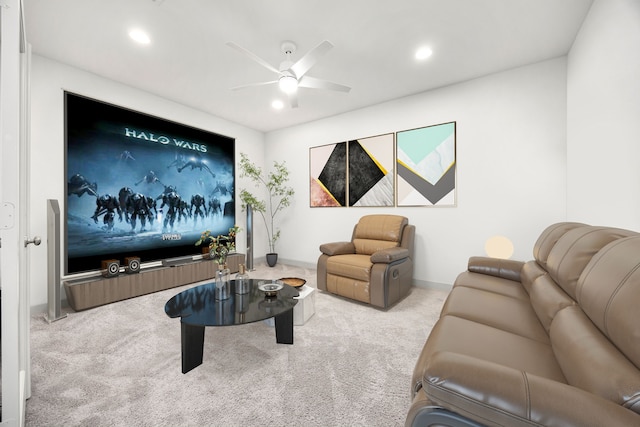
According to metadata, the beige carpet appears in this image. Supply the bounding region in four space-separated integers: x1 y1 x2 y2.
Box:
26 262 448 427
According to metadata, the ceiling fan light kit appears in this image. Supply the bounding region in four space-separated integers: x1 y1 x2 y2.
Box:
227 39 351 108
278 74 298 94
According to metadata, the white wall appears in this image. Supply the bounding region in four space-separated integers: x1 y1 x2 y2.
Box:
266 58 568 287
29 55 265 309
29 53 573 306
567 0 640 229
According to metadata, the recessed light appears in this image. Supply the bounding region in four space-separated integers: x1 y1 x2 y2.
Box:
129 29 151 45
415 46 433 61
271 100 284 110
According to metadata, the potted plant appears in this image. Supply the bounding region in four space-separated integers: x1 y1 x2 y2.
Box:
195 225 241 265
238 152 294 267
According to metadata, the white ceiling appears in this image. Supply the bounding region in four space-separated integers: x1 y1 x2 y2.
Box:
23 0 593 133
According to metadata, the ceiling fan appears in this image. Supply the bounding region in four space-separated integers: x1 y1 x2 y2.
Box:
226 40 351 108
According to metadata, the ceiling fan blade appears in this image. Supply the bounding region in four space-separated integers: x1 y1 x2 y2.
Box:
230 80 278 91
288 91 299 109
226 42 281 75
298 76 351 93
290 40 333 78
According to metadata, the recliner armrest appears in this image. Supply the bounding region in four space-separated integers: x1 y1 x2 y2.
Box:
467 256 523 282
370 247 409 263
319 241 355 256
419 351 640 427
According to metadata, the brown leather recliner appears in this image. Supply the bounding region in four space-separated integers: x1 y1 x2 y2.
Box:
317 214 415 308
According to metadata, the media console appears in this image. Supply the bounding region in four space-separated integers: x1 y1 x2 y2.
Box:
63 253 245 311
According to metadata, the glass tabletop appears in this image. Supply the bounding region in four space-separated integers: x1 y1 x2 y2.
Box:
164 279 299 326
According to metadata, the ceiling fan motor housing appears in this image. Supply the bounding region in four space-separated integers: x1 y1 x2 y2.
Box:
281 41 297 55
280 41 297 75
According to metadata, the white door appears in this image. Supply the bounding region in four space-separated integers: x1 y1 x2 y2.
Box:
1 0 31 426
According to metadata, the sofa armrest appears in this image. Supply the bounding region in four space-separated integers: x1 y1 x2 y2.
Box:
419 351 640 427
467 256 524 282
319 241 355 256
370 247 409 263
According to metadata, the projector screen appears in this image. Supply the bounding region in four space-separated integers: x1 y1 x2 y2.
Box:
64 92 236 275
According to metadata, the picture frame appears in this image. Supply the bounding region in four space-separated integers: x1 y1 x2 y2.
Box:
396 121 456 207
309 142 347 207
348 133 394 207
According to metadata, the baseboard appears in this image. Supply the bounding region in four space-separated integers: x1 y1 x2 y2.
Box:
274 258 316 270
412 279 452 291
20 369 26 426
32 299 70 316
245 257 316 271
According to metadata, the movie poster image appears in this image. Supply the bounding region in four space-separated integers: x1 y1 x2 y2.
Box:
65 93 235 274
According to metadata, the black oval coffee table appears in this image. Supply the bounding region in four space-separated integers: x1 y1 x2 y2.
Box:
165 279 299 373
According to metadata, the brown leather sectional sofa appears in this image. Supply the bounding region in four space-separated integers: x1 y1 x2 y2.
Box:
407 222 640 427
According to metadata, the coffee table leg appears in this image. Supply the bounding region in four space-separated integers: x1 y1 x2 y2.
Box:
274 308 294 344
181 322 205 374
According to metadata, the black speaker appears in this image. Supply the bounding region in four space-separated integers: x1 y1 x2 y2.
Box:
125 256 141 274
101 259 120 278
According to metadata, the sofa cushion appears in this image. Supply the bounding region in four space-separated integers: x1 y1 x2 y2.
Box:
412 315 567 395
520 260 548 294
441 286 549 342
576 236 640 373
353 238 399 255
550 305 640 414
546 226 637 300
528 274 575 332
533 222 587 270
326 253 371 281
353 215 406 255
354 214 407 241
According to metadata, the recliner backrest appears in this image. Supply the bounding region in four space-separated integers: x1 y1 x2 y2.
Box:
577 236 640 370
546 226 637 300
533 222 587 269
352 215 408 255
550 235 640 414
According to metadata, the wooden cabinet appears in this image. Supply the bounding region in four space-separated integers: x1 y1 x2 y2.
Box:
63 253 245 311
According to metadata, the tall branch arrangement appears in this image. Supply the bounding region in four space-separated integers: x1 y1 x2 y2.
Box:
238 153 295 254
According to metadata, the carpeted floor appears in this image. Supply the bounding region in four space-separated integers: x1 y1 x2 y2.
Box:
26 262 448 427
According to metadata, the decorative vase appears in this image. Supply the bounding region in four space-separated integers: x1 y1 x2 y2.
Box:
234 263 250 294
266 253 278 267
235 292 250 323
214 262 231 300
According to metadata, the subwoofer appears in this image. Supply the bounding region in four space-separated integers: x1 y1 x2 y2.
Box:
125 256 141 274
101 259 120 277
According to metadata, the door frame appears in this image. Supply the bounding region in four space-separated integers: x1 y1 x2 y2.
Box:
1 0 30 426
